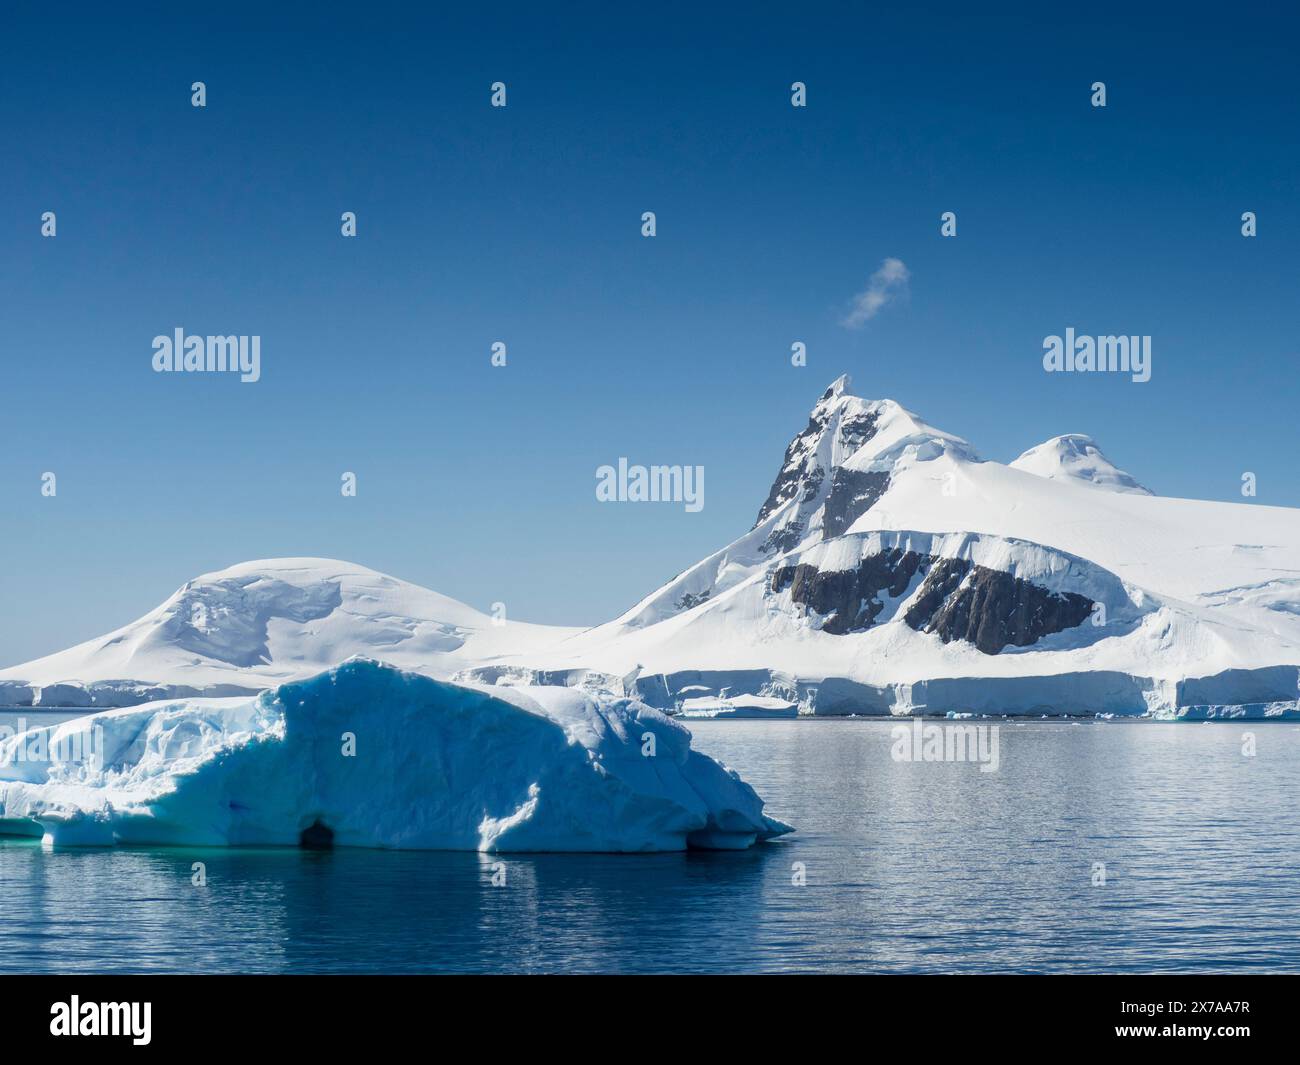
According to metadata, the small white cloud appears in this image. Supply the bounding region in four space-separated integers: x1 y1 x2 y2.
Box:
841 258 910 329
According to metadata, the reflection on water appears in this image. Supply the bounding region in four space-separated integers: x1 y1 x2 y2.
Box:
2 718 1298 973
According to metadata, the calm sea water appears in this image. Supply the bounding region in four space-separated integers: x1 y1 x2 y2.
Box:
1 715 1297 973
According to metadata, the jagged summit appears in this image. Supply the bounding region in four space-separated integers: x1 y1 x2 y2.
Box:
752 378 976 552
1010 434 1151 495
822 372 854 399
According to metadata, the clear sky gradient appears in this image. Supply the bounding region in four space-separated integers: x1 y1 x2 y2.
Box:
2 2 1298 664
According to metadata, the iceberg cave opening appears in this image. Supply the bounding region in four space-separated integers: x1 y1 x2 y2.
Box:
299 819 335 850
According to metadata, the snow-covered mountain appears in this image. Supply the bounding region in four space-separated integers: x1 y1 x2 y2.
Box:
472 376 1300 717
4 377 1299 718
0 559 576 706
1010 433 1151 494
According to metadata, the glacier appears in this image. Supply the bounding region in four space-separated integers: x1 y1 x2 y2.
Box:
0 659 791 852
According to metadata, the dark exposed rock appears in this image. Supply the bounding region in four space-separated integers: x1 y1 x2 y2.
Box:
754 414 828 526
901 558 972 629
772 549 926 634
761 520 805 556
754 395 884 549
773 550 1094 652
838 411 881 452
799 465 825 503
822 469 890 539
908 563 1093 654
675 590 711 611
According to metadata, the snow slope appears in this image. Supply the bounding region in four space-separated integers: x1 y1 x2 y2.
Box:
0 659 790 851
0 559 577 706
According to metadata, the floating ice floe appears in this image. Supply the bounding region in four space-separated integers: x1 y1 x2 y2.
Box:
676 695 799 719
0 659 791 852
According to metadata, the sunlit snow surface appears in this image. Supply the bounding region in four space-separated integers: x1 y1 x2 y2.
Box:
0 659 790 852
3 380 1300 718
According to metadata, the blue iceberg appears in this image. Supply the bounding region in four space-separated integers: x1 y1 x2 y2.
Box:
0 659 791 852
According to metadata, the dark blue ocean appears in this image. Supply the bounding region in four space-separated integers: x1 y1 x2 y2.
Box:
2 715 1297 973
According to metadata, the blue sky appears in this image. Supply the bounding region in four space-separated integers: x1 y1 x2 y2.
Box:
2 2 1297 663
